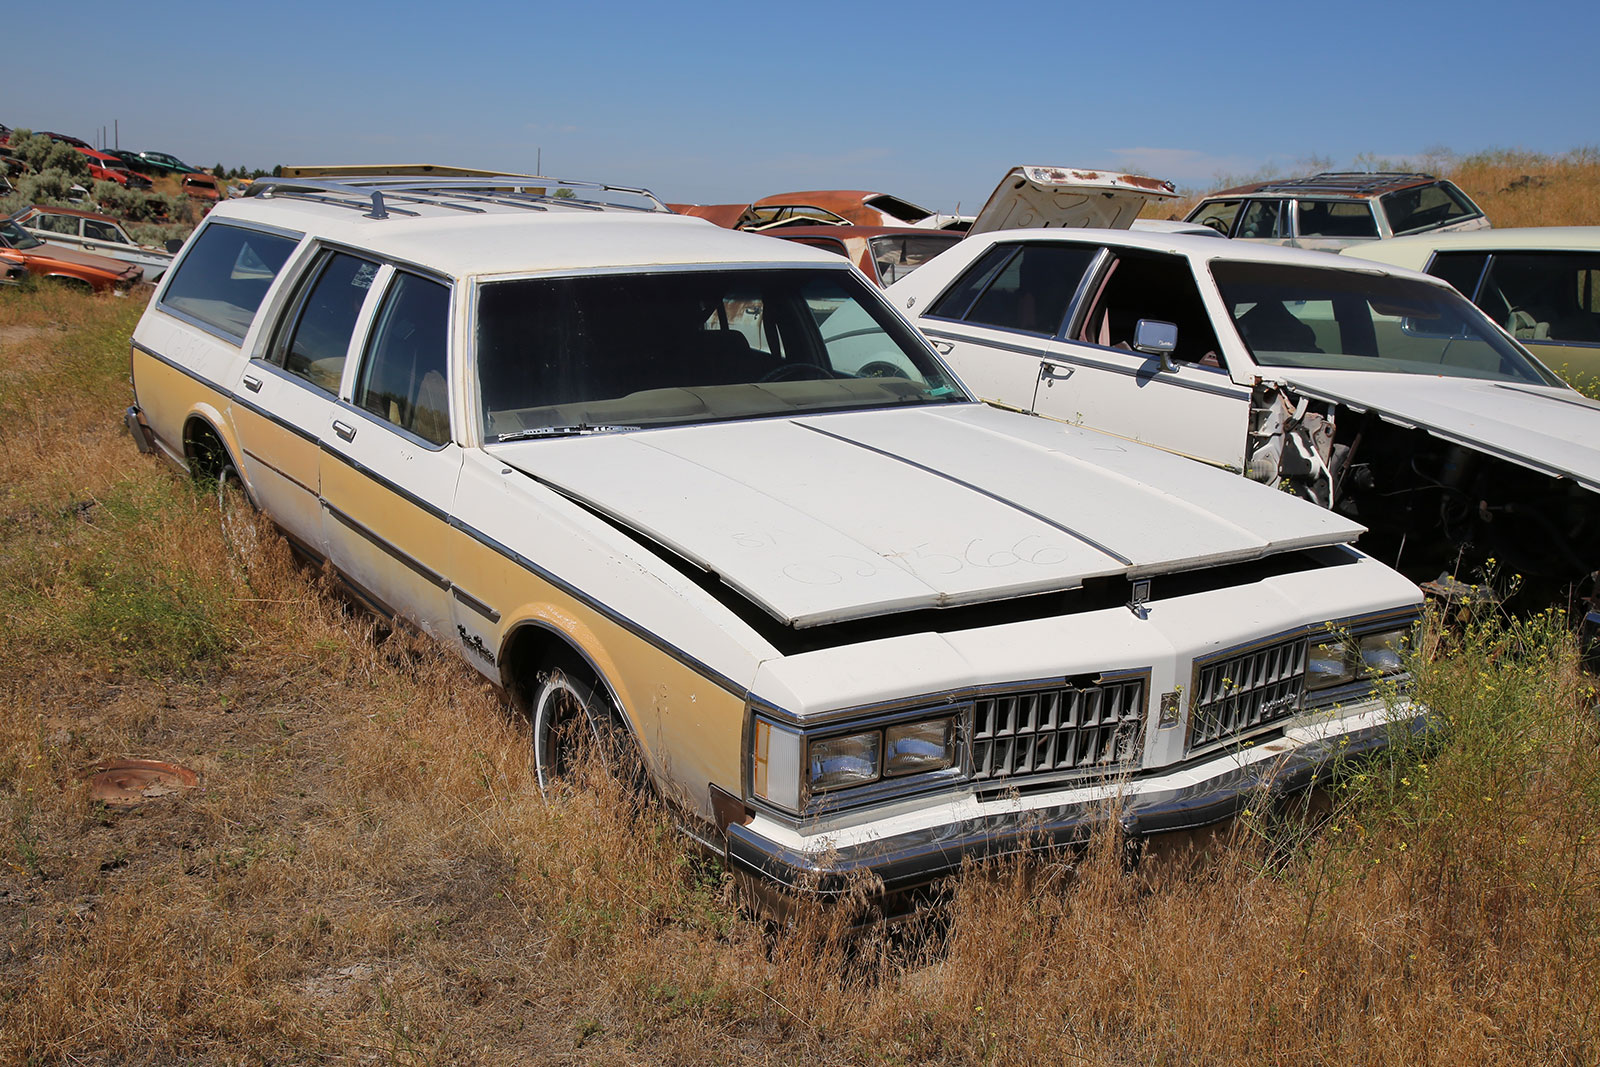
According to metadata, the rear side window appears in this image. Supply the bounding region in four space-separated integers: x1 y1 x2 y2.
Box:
1381 182 1481 236
1296 200 1379 239
160 223 298 342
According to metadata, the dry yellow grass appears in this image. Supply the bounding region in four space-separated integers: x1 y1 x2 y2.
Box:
2 213 1599 1064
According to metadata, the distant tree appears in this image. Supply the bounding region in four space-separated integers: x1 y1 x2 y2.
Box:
552 188 576 199
272 164 282 178
213 163 226 178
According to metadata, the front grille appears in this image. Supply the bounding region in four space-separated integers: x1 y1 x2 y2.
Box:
1190 637 1308 749
972 677 1146 784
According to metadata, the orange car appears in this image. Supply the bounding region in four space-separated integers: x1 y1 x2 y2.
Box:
0 211 142 293
180 173 224 204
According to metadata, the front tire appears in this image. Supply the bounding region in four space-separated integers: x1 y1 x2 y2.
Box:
530 659 647 797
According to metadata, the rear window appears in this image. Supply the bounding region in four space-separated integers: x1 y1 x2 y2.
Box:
159 223 298 342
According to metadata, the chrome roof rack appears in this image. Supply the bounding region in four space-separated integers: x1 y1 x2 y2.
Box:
244 169 670 219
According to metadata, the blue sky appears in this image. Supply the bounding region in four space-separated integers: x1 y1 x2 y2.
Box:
11 0 1596 214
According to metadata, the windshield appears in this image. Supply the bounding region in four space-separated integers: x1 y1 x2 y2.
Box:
0 219 42 251
1210 260 1562 386
477 267 968 439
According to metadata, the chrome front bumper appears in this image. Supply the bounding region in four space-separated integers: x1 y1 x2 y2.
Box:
726 711 1422 895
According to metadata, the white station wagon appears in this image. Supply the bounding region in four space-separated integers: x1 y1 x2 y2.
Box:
125 174 1423 896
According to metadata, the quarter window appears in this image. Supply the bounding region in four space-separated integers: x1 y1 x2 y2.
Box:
1380 182 1481 236
160 223 298 341
353 273 452 445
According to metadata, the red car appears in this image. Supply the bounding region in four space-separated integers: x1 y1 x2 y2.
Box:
75 147 152 190
0 211 142 293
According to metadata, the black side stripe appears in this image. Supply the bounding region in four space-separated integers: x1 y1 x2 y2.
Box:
323 503 451 591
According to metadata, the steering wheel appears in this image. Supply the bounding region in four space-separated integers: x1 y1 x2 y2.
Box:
1200 216 1229 235
759 362 833 382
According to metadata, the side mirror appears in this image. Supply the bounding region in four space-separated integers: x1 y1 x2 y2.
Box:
1133 319 1179 372
165 239 184 253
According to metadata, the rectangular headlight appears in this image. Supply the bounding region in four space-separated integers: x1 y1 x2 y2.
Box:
1358 628 1408 673
884 718 955 777
1307 637 1356 690
808 731 881 792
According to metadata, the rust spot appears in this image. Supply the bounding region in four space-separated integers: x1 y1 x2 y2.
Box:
1117 173 1178 194
86 759 200 808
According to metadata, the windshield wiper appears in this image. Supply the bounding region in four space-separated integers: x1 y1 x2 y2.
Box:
495 423 641 442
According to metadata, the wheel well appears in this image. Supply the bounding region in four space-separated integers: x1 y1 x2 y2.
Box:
182 416 233 481
45 274 94 293
500 623 614 720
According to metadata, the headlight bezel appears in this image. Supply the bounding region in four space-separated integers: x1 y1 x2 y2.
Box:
748 703 968 817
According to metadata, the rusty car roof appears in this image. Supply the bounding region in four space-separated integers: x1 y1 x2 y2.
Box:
1208 172 1445 198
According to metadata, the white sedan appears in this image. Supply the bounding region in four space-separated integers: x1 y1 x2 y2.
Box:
887 228 1600 600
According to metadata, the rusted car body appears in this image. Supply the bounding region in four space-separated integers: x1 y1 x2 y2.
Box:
180 173 224 204
0 211 142 292
748 190 956 230
75 147 152 190
761 225 963 287
19 204 175 282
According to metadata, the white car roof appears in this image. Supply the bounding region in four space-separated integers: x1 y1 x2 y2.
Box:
202 194 844 279
926 226 1450 285
1345 225 1600 269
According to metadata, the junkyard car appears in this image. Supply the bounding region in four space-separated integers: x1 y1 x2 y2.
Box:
180 173 224 205
888 228 1600 603
1343 227 1600 390
0 211 142 292
75 147 153 190
20 205 175 282
134 150 200 176
1185 172 1489 250
748 189 959 230
762 225 962 287
125 173 1424 895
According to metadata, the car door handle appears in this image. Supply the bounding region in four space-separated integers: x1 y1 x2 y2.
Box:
930 340 954 355
1040 363 1075 381
332 420 357 442
242 374 263 393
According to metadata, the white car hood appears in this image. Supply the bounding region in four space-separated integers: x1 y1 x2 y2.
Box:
1274 369 1600 493
487 404 1364 628
967 166 1178 237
